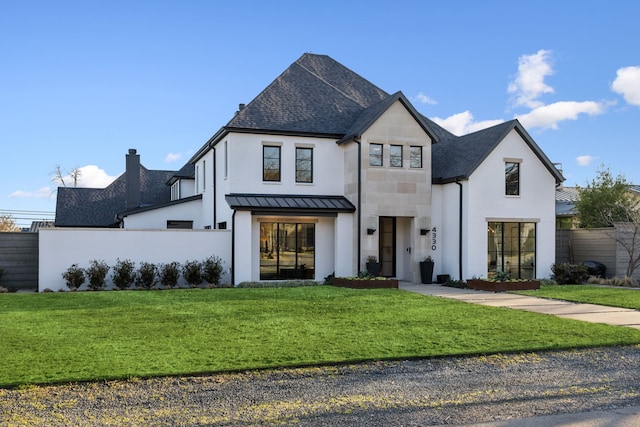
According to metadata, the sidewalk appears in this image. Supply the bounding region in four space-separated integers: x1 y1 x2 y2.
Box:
399 282 640 330
400 282 640 426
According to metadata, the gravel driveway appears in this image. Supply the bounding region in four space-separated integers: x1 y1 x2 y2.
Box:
2 345 640 426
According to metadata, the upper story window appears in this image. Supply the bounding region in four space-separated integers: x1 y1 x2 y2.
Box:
171 181 180 201
263 145 281 181
224 140 228 179
390 145 402 167
410 146 422 168
369 143 382 166
202 160 206 191
505 161 520 195
296 147 313 183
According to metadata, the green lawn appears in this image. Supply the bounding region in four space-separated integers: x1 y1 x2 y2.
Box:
516 284 640 309
2 286 640 387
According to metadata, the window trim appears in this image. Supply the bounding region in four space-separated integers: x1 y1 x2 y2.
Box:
295 146 313 183
369 143 383 167
410 146 423 168
263 145 281 182
390 145 403 168
505 160 520 196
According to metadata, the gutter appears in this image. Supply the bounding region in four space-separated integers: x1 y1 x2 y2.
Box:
455 180 463 280
213 146 217 228
354 136 362 272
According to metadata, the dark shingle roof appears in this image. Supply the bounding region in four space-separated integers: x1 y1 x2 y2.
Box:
432 119 564 184
55 166 175 227
226 194 356 213
226 54 390 135
166 162 195 185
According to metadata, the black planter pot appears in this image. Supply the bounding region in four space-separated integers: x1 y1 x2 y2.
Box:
420 261 434 284
366 262 381 277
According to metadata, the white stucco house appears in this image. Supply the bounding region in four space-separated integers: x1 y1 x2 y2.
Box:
55 53 563 285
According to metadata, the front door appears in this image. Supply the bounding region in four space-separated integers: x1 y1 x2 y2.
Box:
379 216 396 277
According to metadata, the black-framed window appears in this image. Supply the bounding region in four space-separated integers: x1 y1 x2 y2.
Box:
263 146 281 181
487 222 536 279
167 220 193 229
260 222 315 280
296 147 313 183
505 162 520 195
410 146 422 168
369 143 382 166
390 145 402 167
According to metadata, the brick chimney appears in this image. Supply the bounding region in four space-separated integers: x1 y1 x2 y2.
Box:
125 148 141 210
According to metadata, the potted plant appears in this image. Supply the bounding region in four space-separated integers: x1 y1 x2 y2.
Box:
420 256 435 284
365 255 381 277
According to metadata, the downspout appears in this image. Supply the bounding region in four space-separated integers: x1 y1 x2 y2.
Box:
455 180 463 280
354 136 362 272
212 146 217 228
231 209 236 286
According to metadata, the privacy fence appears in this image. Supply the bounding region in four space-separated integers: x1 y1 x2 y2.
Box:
556 225 640 281
0 232 38 291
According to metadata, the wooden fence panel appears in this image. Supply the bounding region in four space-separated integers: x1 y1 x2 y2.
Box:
0 232 38 291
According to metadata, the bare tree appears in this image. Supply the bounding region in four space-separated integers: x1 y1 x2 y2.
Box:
52 165 81 188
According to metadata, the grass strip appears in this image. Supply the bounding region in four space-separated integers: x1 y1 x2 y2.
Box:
515 284 640 309
2 286 640 387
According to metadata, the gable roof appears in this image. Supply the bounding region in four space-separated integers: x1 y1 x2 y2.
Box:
191 54 448 163
55 166 175 227
432 119 564 184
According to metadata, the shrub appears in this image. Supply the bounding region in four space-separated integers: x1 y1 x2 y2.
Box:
111 258 136 290
202 255 224 287
551 262 589 285
62 264 85 290
443 279 467 289
183 260 202 288
159 262 181 289
136 262 157 289
85 260 109 291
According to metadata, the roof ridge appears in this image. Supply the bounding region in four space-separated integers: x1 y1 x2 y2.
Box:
295 58 370 108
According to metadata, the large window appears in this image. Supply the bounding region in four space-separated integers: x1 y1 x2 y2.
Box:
390 145 403 167
263 146 281 181
369 143 382 166
487 222 536 279
296 147 313 183
410 146 422 168
505 162 520 195
260 222 315 280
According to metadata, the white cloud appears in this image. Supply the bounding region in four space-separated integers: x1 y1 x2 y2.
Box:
414 92 437 105
55 165 117 188
165 152 183 163
515 100 608 130
10 186 53 198
508 49 555 109
432 111 504 136
611 66 640 107
577 155 596 166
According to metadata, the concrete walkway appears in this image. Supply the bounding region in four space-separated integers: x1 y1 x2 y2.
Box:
400 282 640 426
400 282 640 330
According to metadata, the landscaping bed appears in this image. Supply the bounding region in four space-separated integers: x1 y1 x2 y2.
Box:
467 279 540 292
332 277 399 289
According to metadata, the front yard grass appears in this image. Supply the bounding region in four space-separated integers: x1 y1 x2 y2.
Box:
515 284 640 309
2 286 640 387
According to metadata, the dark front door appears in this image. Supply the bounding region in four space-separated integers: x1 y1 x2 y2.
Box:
379 216 396 277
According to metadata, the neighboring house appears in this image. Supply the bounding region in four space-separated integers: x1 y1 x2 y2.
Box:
57 54 563 284
554 185 640 229
54 149 177 228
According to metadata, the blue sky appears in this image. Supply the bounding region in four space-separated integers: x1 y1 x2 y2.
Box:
2 0 639 227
